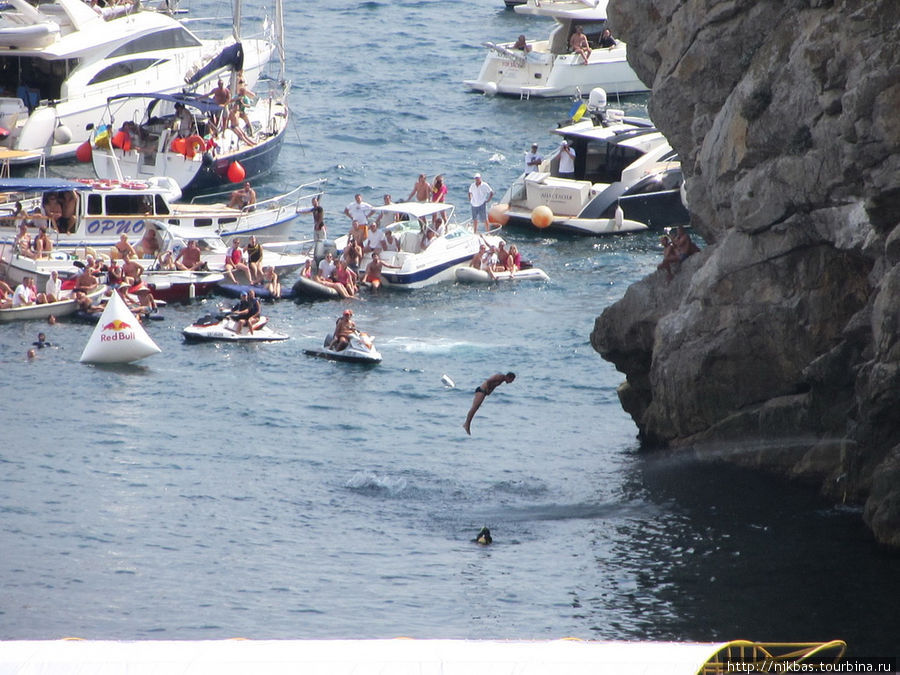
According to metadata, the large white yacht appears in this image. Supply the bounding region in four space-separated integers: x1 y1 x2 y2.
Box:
464 0 647 98
497 89 689 235
0 0 275 164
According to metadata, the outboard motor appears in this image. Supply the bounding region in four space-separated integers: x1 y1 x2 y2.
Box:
588 87 624 126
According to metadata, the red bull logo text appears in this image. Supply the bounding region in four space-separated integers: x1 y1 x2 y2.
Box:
100 319 135 341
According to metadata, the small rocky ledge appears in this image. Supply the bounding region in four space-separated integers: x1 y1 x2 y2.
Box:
596 0 900 545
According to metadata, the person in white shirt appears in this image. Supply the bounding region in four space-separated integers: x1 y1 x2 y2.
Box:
343 194 374 224
12 276 42 307
364 221 387 254
525 142 542 172
44 270 62 303
468 173 494 233
382 229 400 252
558 140 576 177
318 251 337 280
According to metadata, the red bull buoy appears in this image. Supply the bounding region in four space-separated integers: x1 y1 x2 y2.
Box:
79 291 161 364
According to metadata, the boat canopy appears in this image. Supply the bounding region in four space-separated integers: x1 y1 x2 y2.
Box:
553 124 661 145
0 639 848 674
514 0 608 21
373 201 454 219
106 92 224 116
0 178 92 193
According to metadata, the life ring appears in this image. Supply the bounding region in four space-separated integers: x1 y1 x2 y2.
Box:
184 134 205 159
123 181 149 190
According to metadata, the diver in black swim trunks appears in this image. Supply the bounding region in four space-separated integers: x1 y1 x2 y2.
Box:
463 372 516 435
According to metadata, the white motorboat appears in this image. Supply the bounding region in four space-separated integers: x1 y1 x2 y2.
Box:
334 202 504 290
0 0 275 164
464 0 647 98
497 91 690 235
303 331 382 364
182 314 288 342
455 266 550 283
0 285 105 322
153 223 308 280
0 176 323 253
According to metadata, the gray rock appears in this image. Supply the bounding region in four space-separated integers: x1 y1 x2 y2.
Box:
597 0 900 546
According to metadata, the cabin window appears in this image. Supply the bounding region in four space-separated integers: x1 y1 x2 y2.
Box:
105 195 146 215
154 195 170 215
578 140 645 183
87 59 165 86
0 56 78 104
86 194 103 215
107 28 201 58
195 219 213 227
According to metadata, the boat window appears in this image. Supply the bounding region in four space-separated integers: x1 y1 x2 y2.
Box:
86 194 103 215
578 139 645 183
195 219 213 227
105 194 148 215
218 217 237 225
87 59 165 86
0 56 78 103
107 28 201 58
154 195 170 215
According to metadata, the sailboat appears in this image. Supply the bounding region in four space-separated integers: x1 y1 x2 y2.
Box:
0 0 275 165
88 0 290 195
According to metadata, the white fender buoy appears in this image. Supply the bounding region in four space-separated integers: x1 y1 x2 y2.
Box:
483 81 498 97
614 204 624 230
80 291 161 364
53 123 72 144
441 374 455 388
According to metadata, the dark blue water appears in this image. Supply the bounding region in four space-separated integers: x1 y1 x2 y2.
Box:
2 0 898 660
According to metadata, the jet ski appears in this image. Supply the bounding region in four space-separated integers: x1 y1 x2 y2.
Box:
303 331 382 364
182 313 289 342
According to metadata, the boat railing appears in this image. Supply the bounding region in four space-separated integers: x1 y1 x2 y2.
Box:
699 640 847 674
189 178 326 236
482 41 527 65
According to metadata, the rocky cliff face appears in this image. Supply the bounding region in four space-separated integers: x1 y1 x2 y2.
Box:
595 0 900 545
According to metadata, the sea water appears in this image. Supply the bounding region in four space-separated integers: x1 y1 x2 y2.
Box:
1 0 898 660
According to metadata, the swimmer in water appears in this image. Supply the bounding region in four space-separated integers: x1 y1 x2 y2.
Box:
474 526 492 545
463 372 515 435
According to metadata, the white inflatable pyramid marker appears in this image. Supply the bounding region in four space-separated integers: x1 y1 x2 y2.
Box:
79 291 161 364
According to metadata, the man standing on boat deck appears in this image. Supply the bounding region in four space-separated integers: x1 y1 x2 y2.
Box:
468 173 494 233
344 194 374 225
525 142 542 173
558 140 576 179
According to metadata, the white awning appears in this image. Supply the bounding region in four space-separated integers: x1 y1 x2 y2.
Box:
372 201 453 219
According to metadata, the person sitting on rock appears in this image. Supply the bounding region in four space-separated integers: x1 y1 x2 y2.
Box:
657 234 680 281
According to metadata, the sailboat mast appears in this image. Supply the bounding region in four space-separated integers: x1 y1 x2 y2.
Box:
275 0 285 82
232 0 241 42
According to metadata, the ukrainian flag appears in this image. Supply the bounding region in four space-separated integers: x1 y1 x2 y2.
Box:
571 102 588 122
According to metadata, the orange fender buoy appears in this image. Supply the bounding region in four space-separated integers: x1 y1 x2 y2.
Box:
488 203 510 226
75 140 92 162
227 160 246 183
531 205 553 229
